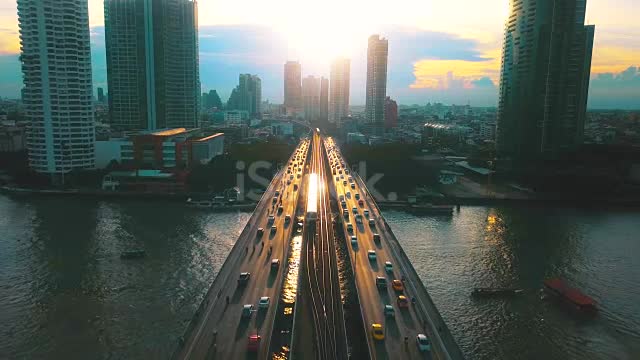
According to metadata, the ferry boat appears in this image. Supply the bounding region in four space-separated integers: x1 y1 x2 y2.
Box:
406 204 454 215
471 287 524 297
120 249 146 259
543 278 597 313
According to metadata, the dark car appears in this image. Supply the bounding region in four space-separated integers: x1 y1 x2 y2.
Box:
238 272 251 285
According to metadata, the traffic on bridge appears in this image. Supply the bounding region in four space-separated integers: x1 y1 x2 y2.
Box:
173 131 462 360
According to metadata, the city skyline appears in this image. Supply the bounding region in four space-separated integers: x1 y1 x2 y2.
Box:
0 0 638 109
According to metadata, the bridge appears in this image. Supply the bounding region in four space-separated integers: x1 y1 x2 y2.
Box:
173 131 464 360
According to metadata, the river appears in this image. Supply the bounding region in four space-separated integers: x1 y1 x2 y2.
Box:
0 195 638 359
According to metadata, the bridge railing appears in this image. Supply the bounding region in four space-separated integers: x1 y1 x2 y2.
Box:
350 160 465 360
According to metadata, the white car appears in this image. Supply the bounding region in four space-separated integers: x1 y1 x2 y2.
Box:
350 235 358 247
368 250 377 261
416 334 431 352
258 296 270 309
384 261 393 273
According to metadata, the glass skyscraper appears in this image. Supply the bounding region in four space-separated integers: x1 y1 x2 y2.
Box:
105 0 200 130
497 0 595 159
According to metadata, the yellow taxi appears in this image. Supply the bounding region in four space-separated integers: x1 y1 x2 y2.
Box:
371 323 385 340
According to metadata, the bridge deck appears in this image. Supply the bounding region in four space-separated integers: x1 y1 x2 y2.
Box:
172 139 310 360
325 137 464 360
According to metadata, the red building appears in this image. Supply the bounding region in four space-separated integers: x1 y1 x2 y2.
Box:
384 96 398 129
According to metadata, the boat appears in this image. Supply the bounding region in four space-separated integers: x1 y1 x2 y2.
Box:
471 288 524 297
543 278 597 313
120 249 146 259
406 204 454 215
186 198 213 208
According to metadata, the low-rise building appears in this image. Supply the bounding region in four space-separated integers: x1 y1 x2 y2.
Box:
95 128 224 169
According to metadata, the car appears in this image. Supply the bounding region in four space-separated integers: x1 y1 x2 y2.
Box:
294 184 299 190
277 205 283 214
335 176 340 182
373 233 381 242
375 276 387 288
238 272 251 285
358 199 364 207
397 295 409 308
384 261 393 273
341 200 347 209
384 304 395 317
343 210 349 219
275 190 280 197
346 223 353 232
342 180 347 186
285 214 291 223
346 191 351 198
286 179 291 185
352 207 358 214
392 279 404 292
364 209 369 217
258 296 270 309
355 193 360 200
340 174 344 179
350 235 358 248
416 334 431 352
271 225 277 234
339 194 344 201
355 214 363 223
369 218 375 226
257 227 264 237
242 304 254 318
272 196 278 204
368 250 377 261
271 259 280 269
371 323 385 341
268 215 275 224
247 334 261 352
350 183 356 189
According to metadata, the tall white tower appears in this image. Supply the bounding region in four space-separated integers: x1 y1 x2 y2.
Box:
18 0 96 175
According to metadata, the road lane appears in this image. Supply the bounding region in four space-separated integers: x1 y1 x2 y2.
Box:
324 137 434 360
174 139 310 360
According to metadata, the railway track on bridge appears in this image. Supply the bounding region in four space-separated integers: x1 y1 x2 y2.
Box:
303 132 347 360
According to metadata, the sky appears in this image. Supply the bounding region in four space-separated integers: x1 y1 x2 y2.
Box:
0 0 639 109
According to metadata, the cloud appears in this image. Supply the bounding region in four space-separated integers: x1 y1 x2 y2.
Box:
471 77 496 88
409 48 501 91
588 66 640 109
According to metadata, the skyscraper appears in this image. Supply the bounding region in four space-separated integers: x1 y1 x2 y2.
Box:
319 77 329 125
105 0 200 131
365 35 388 133
329 58 350 127
227 74 262 117
284 61 302 115
384 96 398 129
302 76 321 122
496 0 595 159
97 87 105 103
17 0 96 175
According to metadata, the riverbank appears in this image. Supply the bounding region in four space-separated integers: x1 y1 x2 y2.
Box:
378 194 640 208
3 185 640 209
0 186 258 211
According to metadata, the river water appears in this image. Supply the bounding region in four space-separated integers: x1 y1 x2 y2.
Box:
0 195 639 359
